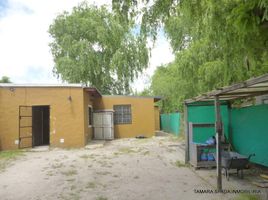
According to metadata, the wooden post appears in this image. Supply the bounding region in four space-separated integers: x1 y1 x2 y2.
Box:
184 103 189 164
215 96 223 191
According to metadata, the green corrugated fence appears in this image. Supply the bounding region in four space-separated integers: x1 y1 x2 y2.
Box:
187 103 268 167
231 104 268 167
187 104 230 143
160 113 180 136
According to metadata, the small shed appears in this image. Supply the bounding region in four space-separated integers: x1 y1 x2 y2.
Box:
184 73 268 191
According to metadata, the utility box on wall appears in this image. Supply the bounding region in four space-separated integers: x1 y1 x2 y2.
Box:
93 110 114 140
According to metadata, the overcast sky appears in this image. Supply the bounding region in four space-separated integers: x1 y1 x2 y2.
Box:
0 0 174 91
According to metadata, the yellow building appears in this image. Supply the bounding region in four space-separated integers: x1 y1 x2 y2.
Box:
0 84 160 150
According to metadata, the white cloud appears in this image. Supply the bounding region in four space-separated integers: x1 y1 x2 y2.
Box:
0 0 109 83
0 0 174 90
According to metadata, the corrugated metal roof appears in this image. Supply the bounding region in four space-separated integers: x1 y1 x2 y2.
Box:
185 73 268 104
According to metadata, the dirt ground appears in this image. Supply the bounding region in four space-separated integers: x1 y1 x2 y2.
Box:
0 135 266 200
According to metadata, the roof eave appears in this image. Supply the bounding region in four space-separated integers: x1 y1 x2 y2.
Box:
185 73 268 104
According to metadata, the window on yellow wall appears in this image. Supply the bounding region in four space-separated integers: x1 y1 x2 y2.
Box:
88 106 93 126
113 105 132 124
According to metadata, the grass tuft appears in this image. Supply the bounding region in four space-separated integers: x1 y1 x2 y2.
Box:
168 135 184 142
233 194 261 200
51 162 64 169
143 151 150 155
174 160 189 168
96 196 108 200
61 169 77 176
86 182 96 189
80 154 95 159
118 147 136 154
0 150 24 171
66 178 75 182
96 171 111 176
70 185 76 190
0 150 24 160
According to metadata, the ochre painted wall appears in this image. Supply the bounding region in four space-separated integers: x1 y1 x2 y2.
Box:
154 106 160 131
0 87 157 150
83 91 94 144
0 87 86 150
93 96 155 138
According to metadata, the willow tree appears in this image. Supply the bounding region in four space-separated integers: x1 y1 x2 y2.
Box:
49 3 148 94
164 1 268 85
0 76 11 83
112 0 268 111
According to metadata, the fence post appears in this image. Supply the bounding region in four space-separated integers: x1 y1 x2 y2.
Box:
215 96 223 191
184 103 189 163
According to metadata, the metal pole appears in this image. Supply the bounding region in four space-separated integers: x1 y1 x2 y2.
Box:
215 96 222 191
41 108 44 145
184 103 189 164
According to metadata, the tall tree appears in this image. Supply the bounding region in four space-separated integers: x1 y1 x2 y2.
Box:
49 3 148 94
0 76 11 83
113 0 268 112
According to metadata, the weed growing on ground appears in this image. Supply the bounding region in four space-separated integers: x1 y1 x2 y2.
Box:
80 154 95 159
118 147 137 154
208 174 215 178
46 171 54 176
96 171 111 176
102 156 113 160
143 151 150 155
51 162 63 169
116 147 143 156
100 183 107 189
98 160 113 168
166 148 176 153
0 150 24 171
70 185 76 190
168 135 184 142
0 150 24 159
66 178 75 182
234 194 261 200
113 152 120 156
97 160 108 166
96 196 107 200
86 181 96 189
174 160 189 168
68 192 80 200
61 169 77 176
